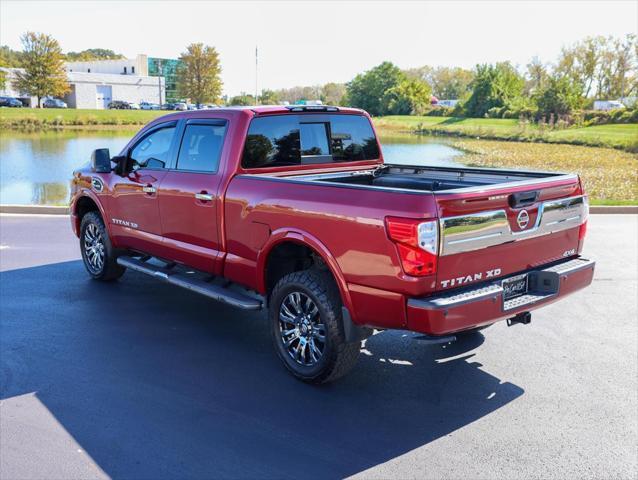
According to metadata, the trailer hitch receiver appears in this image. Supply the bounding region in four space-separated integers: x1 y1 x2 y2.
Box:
507 311 531 326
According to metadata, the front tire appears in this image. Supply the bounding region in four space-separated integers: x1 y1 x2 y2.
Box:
269 269 360 384
80 211 125 281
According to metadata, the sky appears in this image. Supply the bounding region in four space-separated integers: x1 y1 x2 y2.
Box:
1 0 636 96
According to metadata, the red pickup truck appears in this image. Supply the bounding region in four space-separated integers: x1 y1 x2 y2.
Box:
70 105 595 383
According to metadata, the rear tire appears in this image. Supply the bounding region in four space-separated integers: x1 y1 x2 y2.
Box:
80 211 125 281
269 269 360 384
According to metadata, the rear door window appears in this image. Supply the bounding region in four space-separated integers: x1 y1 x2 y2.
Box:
241 114 379 169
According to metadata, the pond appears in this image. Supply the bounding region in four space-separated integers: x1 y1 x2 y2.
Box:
0 130 467 206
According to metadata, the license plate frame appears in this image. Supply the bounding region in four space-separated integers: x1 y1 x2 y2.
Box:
502 274 529 302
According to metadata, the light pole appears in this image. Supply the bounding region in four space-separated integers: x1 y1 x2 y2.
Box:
158 59 163 107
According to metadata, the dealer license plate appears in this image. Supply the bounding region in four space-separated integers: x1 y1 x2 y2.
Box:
502 274 528 301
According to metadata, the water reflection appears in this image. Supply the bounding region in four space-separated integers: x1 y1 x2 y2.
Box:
0 130 135 205
0 130 467 206
378 132 466 167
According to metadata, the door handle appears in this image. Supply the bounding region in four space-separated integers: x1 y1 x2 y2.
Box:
195 193 213 201
142 185 156 194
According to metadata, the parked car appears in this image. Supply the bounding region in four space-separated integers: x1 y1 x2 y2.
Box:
108 101 132 110
128 102 141 110
173 102 187 111
70 105 594 384
187 104 198 110
162 103 176 110
0 96 23 107
43 98 67 108
140 102 160 110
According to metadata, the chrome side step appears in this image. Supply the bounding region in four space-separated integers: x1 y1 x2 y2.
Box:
116 256 263 310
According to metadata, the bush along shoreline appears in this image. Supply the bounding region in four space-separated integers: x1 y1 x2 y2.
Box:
374 116 638 153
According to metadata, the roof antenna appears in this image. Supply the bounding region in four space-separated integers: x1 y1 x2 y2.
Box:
255 45 259 105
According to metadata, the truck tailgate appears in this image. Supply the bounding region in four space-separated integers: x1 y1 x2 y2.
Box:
434 175 588 291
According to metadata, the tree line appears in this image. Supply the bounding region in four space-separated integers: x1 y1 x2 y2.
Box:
1 31 635 119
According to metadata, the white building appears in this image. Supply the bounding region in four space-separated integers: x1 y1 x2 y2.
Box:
0 63 164 109
65 71 164 109
65 54 149 77
593 100 625 111
435 99 459 108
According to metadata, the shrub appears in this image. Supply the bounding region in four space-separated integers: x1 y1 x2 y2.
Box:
427 106 455 117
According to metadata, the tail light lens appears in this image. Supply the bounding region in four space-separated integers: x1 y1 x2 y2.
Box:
386 217 438 276
578 196 589 251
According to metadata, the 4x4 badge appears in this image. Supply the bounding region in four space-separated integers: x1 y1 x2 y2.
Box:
517 209 530 229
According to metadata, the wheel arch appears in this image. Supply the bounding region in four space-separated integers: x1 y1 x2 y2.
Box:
72 191 110 238
257 229 355 318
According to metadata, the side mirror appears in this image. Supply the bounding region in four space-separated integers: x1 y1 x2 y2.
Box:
110 154 128 175
91 148 112 173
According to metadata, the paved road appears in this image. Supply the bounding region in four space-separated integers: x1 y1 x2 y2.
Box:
0 214 636 480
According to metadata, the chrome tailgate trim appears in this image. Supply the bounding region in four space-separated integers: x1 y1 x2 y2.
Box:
440 195 588 256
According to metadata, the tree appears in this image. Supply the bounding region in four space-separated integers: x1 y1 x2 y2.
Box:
534 76 583 119
0 50 7 90
525 56 550 95
12 32 69 107
555 34 637 98
259 89 280 105
464 62 524 117
275 85 322 104
176 43 222 106
381 78 432 115
0 45 23 67
228 93 255 106
65 48 124 61
320 82 346 105
345 62 406 116
406 66 474 99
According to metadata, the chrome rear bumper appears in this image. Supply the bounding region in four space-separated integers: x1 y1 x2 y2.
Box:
407 257 595 335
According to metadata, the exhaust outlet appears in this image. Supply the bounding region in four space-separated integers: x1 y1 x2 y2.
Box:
507 311 531 327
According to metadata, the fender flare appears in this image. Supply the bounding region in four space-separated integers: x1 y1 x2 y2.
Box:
71 189 112 239
256 228 356 321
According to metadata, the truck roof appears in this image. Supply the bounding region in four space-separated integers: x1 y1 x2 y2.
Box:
152 105 367 123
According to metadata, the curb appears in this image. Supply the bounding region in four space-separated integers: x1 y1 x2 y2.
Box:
589 205 638 214
1 205 70 215
1 204 637 215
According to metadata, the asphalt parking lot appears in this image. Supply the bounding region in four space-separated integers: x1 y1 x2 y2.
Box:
0 213 636 479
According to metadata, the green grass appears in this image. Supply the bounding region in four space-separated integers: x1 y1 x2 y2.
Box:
444 137 638 205
374 115 638 152
0 108 169 129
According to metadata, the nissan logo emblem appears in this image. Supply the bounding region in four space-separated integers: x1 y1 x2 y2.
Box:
517 209 530 229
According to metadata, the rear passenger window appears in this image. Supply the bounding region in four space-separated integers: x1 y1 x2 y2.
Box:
176 123 227 172
242 116 300 169
241 114 379 169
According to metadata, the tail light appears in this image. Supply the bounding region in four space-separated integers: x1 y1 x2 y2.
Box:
578 196 589 251
385 217 438 276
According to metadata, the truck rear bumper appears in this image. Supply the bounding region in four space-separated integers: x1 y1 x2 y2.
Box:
406 257 595 335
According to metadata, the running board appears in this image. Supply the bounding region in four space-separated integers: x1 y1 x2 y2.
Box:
116 256 263 310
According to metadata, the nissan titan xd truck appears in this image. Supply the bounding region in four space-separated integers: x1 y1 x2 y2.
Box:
70 106 595 383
